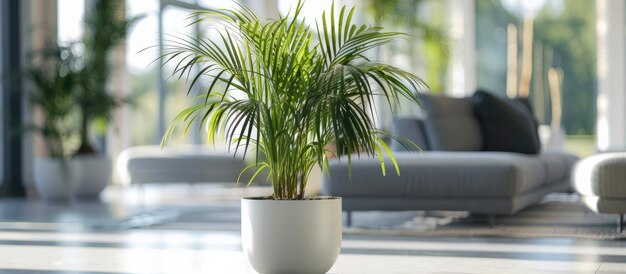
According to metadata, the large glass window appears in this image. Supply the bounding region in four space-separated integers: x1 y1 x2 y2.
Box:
278 0 451 129
126 0 159 146
57 0 85 45
126 0 239 148
358 0 450 130
476 0 596 156
160 6 202 146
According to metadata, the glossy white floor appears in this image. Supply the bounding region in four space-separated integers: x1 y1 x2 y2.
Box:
0 184 624 274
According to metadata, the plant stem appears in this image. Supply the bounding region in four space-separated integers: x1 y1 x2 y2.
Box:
76 112 95 154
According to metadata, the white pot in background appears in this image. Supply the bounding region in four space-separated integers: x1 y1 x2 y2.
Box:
74 155 112 197
241 197 342 274
34 157 80 199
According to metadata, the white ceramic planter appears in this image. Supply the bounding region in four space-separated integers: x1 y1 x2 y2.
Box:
241 197 342 274
34 157 80 200
74 154 112 197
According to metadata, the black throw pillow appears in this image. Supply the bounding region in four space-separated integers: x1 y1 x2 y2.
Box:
513 96 541 135
472 90 541 154
513 97 533 113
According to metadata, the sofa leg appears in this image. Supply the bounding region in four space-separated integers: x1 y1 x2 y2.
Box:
345 211 353 227
619 215 624 233
488 215 496 228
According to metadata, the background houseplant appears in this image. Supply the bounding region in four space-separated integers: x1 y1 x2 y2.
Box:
74 0 140 196
10 0 139 198
157 1 424 272
26 45 81 199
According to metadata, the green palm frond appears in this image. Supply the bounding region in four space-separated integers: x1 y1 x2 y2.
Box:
157 0 426 200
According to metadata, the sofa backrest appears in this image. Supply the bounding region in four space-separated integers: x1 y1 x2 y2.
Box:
392 94 483 152
420 94 483 151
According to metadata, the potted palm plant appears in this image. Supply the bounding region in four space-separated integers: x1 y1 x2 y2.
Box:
157 1 424 273
73 0 140 196
26 45 81 199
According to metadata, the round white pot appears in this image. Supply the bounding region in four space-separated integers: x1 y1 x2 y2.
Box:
34 157 80 200
241 197 342 274
74 155 112 197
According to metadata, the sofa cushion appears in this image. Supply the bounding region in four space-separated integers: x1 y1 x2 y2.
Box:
421 94 483 151
322 152 546 198
537 151 577 184
472 90 541 154
391 118 430 151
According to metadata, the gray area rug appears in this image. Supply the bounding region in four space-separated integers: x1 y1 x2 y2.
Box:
343 194 626 240
154 194 626 240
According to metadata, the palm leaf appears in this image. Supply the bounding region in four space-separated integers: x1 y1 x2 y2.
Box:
156 0 425 200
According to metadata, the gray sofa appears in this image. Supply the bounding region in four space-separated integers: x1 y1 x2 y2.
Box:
322 94 578 223
573 152 626 232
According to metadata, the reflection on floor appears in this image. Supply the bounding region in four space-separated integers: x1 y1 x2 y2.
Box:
0 184 624 274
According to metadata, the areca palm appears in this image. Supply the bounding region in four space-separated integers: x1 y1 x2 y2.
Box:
158 1 426 200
